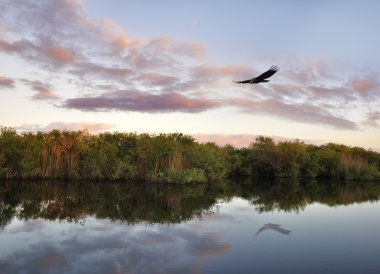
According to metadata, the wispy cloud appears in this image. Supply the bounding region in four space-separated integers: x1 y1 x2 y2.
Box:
43 45 77 63
192 134 323 148
135 72 179 88
190 64 253 86
0 38 36 59
352 79 376 93
363 112 380 127
147 36 206 60
351 78 379 100
16 121 116 133
21 80 60 101
1 219 231 274
0 0 377 130
229 98 358 130
70 62 133 81
63 90 221 113
0 76 15 88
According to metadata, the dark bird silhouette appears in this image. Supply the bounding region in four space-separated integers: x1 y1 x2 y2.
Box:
254 223 291 238
234 65 278 84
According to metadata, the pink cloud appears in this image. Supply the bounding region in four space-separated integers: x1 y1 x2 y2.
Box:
0 38 35 55
99 19 146 50
0 38 15 51
32 91 59 101
308 85 355 101
0 0 376 132
270 83 306 98
351 79 376 92
192 134 322 148
187 233 231 258
0 0 144 65
35 253 65 270
283 60 334 84
231 98 358 130
100 20 133 49
362 112 380 127
16 121 116 134
71 62 132 81
22 80 60 101
0 38 78 68
194 65 250 76
147 36 206 59
199 243 231 257
0 76 15 88
43 46 77 63
112 36 132 49
63 90 221 113
191 64 253 83
32 91 60 101
125 47 180 71
193 134 257 148
136 72 178 87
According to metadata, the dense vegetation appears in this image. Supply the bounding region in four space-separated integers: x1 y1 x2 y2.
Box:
1 127 380 182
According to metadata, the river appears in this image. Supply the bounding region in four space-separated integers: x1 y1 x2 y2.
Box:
0 179 379 274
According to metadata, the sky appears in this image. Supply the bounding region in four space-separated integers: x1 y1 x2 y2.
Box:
0 0 380 149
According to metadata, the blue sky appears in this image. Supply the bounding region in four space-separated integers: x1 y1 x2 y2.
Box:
85 1 379 63
0 0 379 149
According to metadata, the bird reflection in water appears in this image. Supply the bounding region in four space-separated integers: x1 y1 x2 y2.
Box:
254 223 291 238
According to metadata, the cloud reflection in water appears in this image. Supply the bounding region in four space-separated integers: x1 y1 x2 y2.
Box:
0 218 231 274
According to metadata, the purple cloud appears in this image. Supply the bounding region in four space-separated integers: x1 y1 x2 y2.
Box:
0 0 375 131
362 112 380 127
231 98 358 130
146 36 206 60
16 122 116 134
0 76 15 88
70 62 133 81
63 90 221 113
135 72 179 88
192 134 323 148
21 80 60 101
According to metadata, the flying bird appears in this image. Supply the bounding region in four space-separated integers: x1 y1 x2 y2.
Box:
234 65 278 84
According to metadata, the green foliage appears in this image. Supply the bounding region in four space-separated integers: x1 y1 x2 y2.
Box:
249 136 278 178
151 168 207 184
222 145 243 176
0 127 23 177
189 142 229 181
276 140 308 178
0 152 7 176
1 128 380 182
241 136 380 180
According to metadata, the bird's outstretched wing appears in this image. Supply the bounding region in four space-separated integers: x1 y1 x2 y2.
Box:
255 65 278 82
233 79 251 84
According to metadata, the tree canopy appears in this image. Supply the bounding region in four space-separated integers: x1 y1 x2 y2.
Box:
1 127 380 182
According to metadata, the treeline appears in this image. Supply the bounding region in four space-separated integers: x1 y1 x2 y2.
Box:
0 127 228 182
1 127 380 182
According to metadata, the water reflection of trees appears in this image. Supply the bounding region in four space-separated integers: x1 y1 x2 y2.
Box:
1 180 379 228
244 179 380 213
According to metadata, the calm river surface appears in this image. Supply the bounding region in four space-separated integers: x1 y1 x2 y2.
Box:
0 180 380 274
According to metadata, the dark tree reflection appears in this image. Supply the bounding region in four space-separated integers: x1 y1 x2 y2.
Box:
1 179 379 229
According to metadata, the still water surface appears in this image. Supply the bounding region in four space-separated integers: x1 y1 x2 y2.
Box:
0 180 380 274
